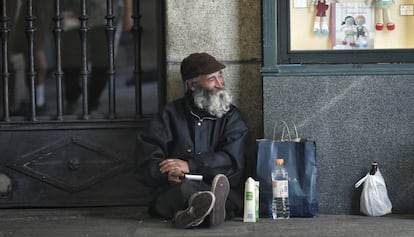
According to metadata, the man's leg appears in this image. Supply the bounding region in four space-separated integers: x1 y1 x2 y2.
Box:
207 174 230 227
88 27 108 112
63 68 82 114
150 179 210 219
175 174 231 228
150 174 232 228
173 191 215 228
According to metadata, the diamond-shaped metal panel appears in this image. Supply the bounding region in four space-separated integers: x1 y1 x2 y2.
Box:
8 136 125 192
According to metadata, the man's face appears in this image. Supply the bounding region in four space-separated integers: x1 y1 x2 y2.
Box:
190 70 233 118
197 71 224 91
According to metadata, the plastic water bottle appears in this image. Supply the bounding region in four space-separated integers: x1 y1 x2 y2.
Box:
271 158 290 219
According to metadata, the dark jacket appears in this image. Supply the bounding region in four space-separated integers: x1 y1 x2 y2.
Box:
136 93 248 207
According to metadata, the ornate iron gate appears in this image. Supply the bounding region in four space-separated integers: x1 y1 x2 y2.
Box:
0 0 164 207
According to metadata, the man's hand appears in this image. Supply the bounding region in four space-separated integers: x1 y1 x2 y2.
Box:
159 159 190 184
123 0 133 31
159 159 190 174
167 168 183 185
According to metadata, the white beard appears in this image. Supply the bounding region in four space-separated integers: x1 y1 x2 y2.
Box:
193 87 233 118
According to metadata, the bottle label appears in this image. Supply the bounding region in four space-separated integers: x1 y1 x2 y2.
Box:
272 180 288 198
245 191 253 200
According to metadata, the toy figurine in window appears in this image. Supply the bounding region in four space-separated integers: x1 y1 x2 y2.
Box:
340 16 357 48
311 0 330 35
311 0 341 35
366 0 395 31
355 15 369 48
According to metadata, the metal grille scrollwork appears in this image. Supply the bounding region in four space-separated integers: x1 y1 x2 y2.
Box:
0 0 152 123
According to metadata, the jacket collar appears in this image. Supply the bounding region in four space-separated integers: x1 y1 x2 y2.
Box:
185 92 217 120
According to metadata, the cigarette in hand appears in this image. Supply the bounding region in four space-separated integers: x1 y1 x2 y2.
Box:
180 174 203 181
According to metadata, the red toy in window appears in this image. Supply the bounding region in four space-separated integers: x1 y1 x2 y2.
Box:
312 0 330 35
316 0 329 16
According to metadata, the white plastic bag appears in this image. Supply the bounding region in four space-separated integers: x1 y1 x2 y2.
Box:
354 169 392 216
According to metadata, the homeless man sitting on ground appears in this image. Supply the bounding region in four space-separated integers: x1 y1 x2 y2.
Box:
136 52 248 228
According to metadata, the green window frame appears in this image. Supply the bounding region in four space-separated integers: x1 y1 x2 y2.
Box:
262 0 414 76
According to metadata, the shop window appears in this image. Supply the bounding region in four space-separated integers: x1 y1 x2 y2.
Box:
273 0 414 65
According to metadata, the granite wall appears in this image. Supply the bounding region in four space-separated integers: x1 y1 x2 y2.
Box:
263 75 414 214
165 0 263 174
163 0 414 215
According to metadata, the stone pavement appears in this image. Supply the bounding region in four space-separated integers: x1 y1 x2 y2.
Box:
0 206 413 237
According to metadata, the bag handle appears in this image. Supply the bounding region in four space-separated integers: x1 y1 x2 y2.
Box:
273 120 291 141
290 121 307 142
354 174 368 188
291 121 299 139
355 168 385 188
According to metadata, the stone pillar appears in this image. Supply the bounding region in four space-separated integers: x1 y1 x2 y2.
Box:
165 0 263 176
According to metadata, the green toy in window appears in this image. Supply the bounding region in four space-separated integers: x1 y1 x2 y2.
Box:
366 0 395 31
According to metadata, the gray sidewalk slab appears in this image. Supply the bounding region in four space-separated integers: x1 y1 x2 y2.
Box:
0 207 413 237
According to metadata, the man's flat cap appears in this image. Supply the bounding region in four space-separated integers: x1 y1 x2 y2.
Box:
180 52 225 81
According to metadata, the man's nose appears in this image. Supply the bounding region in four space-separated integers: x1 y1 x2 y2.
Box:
215 78 224 89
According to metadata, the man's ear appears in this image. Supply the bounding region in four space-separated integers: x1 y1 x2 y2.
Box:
187 80 196 92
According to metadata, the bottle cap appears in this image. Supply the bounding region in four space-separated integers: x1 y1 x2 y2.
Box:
275 158 284 165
